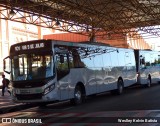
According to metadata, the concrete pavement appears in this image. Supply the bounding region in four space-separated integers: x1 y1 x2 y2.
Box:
0 89 37 114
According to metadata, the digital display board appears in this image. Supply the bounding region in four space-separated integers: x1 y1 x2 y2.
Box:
14 43 45 51
10 40 52 55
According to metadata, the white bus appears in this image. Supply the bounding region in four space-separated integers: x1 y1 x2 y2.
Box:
134 49 160 87
3 40 137 105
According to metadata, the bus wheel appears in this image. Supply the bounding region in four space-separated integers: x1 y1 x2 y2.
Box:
117 79 124 95
70 85 83 105
146 77 151 88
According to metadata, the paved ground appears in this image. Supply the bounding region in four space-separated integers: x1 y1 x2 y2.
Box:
0 89 36 114
1 109 160 125
0 88 160 125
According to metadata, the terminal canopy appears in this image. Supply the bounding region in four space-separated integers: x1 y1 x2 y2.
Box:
0 0 160 39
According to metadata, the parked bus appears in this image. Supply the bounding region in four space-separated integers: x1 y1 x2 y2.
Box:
134 49 160 87
3 40 137 105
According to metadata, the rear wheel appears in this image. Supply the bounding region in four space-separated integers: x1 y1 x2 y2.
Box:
110 79 124 95
117 79 124 95
146 77 151 88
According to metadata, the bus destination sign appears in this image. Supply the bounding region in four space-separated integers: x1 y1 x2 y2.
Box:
15 43 45 51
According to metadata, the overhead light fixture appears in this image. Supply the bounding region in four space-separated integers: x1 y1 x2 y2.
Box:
9 9 16 16
55 18 60 26
86 26 89 32
138 0 159 4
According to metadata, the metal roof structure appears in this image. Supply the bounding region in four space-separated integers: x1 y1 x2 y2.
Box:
0 0 160 40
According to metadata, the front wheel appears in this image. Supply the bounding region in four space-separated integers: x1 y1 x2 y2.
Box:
70 85 84 105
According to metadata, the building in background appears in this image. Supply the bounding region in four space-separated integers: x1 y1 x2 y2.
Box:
43 32 152 49
0 11 54 73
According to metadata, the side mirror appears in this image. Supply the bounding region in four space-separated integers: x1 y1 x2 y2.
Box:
141 58 145 64
3 56 11 74
140 58 145 65
3 60 6 70
60 55 64 63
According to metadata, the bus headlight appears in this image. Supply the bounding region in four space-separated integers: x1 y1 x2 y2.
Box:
44 84 55 95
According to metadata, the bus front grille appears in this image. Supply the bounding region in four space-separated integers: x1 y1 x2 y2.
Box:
16 93 42 100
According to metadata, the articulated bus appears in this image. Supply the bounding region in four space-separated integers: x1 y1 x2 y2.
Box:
3 40 137 105
134 50 160 87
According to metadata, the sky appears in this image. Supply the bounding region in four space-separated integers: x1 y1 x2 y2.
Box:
138 27 160 51
144 36 160 51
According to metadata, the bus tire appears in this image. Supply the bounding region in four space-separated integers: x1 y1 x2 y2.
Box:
146 76 151 88
117 79 124 95
70 85 84 105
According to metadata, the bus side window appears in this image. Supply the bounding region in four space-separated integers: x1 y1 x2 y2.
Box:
56 54 69 70
73 54 84 68
56 54 69 80
71 48 85 68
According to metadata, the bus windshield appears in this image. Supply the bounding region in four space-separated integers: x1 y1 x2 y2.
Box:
11 52 54 81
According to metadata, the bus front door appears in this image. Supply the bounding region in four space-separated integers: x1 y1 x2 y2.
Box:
56 54 70 100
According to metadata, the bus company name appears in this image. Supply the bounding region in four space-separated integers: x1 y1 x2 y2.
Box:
15 43 45 51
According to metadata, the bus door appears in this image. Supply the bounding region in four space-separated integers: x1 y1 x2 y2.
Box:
56 53 70 100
